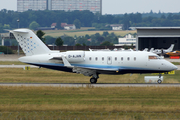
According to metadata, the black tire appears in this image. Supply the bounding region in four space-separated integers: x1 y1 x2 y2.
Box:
157 79 162 84
90 78 97 84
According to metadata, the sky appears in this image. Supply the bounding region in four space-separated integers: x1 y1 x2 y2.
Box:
0 0 180 14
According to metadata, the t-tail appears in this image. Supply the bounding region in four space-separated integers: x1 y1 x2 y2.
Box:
167 44 174 52
10 29 51 56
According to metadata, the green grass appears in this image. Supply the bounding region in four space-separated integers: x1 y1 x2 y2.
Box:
0 61 27 65
172 62 180 65
0 86 180 110
0 68 180 83
0 86 180 119
0 68 180 119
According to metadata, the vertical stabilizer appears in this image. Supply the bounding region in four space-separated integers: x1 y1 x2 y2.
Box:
167 44 174 52
149 48 154 53
11 29 51 56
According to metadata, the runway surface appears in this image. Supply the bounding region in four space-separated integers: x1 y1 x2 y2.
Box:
0 83 180 87
0 65 38 68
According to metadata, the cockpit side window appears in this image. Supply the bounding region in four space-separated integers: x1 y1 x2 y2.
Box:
149 56 158 59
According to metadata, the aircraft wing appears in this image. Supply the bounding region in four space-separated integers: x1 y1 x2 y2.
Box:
73 65 119 71
50 55 119 76
72 66 119 77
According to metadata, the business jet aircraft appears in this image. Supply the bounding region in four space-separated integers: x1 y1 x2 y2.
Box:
10 29 177 84
166 51 180 56
150 44 174 55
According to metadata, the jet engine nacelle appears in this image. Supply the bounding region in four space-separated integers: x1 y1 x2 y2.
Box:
65 51 85 63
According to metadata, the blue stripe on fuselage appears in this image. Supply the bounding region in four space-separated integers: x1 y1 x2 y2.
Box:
26 62 168 74
26 62 155 71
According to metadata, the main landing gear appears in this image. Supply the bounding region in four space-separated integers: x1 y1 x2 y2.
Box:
90 78 97 84
157 74 162 84
90 74 99 84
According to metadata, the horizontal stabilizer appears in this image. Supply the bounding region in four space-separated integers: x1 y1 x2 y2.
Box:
13 29 29 33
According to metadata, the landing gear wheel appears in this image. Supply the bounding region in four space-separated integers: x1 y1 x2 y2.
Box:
90 78 97 84
157 79 162 84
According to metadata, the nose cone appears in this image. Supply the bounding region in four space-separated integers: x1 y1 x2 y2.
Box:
172 64 178 70
168 62 178 71
160 60 178 72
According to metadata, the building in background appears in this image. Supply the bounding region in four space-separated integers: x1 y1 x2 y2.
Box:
136 27 180 50
115 34 136 46
51 0 102 14
61 23 76 30
17 0 47 12
110 24 123 31
17 0 102 14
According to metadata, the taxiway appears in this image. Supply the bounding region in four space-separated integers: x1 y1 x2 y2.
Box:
0 83 180 87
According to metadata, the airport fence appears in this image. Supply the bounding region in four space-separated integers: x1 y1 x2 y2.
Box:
0 111 180 120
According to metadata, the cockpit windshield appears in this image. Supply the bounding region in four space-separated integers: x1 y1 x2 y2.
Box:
149 56 162 60
149 56 158 59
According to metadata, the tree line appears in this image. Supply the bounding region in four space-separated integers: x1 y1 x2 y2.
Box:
45 31 121 46
1 9 180 47
2 30 124 47
1 9 180 32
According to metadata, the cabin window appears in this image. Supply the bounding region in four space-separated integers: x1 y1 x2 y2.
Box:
95 57 98 61
134 57 136 61
102 57 104 61
149 56 158 59
127 57 130 61
121 57 123 61
89 57 92 61
115 57 117 61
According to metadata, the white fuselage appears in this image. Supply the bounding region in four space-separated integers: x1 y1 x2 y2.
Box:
19 51 177 75
11 28 177 83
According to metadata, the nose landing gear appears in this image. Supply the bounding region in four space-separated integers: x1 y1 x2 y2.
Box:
157 74 162 84
157 79 162 84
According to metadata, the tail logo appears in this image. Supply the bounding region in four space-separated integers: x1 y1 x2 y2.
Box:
17 34 39 54
12 29 51 56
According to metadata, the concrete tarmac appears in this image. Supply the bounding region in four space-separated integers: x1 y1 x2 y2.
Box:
0 83 180 87
0 65 38 68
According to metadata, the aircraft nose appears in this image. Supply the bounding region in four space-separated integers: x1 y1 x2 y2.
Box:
169 62 178 71
172 64 178 70
162 61 178 71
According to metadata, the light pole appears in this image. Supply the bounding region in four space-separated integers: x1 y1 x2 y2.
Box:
17 19 20 55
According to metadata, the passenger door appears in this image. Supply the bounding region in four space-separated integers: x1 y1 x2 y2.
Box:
107 56 112 65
